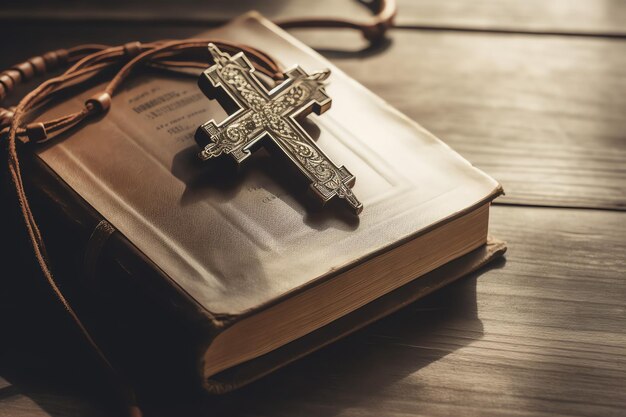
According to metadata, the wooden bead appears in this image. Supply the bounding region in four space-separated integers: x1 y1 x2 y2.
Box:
55 49 69 65
12 62 35 80
86 92 112 114
0 108 14 127
43 51 59 69
28 56 47 75
5 69 22 85
25 122 47 142
123 41 142 58
0 74 14 91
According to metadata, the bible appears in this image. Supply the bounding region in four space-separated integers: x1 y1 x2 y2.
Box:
22 13 505 392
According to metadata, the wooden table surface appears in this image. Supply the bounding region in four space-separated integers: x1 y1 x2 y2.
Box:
1 1 625 416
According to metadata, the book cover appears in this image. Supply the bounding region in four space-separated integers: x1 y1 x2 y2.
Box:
27 13 505 391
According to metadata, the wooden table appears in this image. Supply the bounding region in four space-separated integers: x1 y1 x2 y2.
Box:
1 2 625 416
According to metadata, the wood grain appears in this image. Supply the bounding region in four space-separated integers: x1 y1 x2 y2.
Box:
3 1 625 37
2 206 625 416
0 0 372 23
395 0 626 36
293 29 626 210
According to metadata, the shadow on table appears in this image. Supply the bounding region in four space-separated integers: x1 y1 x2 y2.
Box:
0 289 118 416
144 257 505 417
0 223 505 417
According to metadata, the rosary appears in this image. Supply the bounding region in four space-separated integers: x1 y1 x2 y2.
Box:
1 2 395 415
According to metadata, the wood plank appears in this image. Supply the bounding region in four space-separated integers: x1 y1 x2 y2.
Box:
2 205 624 416
0 377 108 417
0 1 372 24
395 0 626 36
3 1 625 37
293 29 626 210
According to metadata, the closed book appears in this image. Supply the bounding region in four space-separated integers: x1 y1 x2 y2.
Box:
21 12 505 392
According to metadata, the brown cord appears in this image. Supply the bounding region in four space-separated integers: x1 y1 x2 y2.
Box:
276 0 396 42
1 1 396 415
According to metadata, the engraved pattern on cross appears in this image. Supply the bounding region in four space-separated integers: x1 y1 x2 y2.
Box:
195 44 362 214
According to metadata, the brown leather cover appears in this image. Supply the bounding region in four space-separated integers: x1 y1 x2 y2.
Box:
34 13 502 318
22 13 506 391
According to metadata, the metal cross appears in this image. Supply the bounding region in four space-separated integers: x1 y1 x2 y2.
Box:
195 44 362 214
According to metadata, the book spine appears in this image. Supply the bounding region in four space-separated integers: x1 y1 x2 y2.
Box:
19 151 222 391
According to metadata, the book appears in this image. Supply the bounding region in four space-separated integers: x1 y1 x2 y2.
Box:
25 12 505 392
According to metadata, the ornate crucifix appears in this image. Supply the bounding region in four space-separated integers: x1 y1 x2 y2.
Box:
195 44 363 214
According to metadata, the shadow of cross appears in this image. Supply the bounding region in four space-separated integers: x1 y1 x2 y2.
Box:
195 43 363 214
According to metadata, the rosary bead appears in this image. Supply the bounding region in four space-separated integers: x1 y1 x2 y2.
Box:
123 42 142 59
0 108 14 127
25 122 47 143
28 56 47 75
12 62 35 80
5 69 22 85
86 92 112 114
0 73 15 91
43 51 59 69
55 49 69 65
